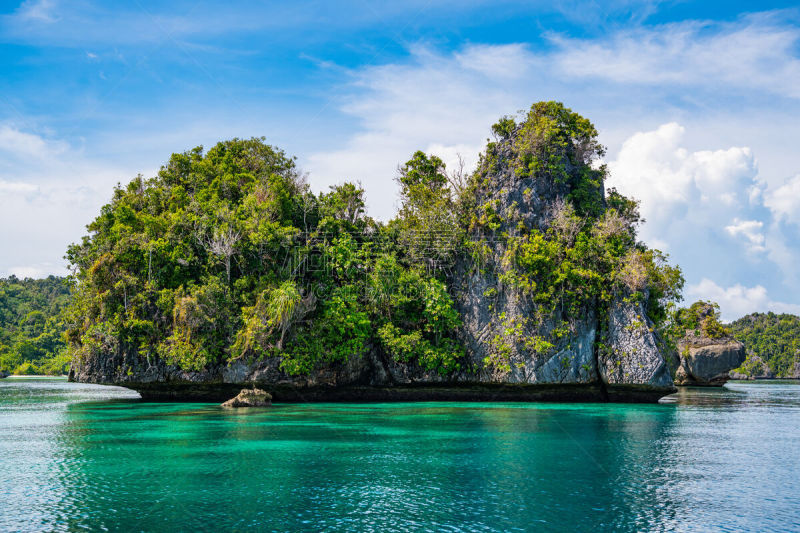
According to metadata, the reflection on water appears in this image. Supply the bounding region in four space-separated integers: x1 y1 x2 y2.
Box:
1 377 799 532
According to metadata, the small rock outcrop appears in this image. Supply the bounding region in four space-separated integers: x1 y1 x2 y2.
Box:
0 371 9 379
674 336 746 386
221 388 272 408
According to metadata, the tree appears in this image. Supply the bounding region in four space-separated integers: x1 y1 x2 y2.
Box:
395 151 463 272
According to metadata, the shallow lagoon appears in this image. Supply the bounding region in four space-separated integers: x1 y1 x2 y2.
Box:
1 377 799 532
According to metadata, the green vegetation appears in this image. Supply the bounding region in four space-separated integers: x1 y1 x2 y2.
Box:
0 276 72 375
10 103 800 385
730 312 800 377
64 137 463 377
671 300 732 340
5 101 685 380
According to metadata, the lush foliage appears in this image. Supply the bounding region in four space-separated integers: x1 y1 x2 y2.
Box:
65 138 462 376
0 276 72 375
730 312 800 377
671 300 732 340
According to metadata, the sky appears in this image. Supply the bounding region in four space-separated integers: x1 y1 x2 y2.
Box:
1 0 800 320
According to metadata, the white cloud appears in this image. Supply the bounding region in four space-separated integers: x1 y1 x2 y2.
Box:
0 124 67 160
764 174 800 225
552 13 800 98
725 218 766 254
0 180 38 194
307 13 800 219
606 122 758 243
454 43 538 80
605 123 800 316
306 44 525 219
15 0 57 22
687 278 800 321
9 265 50 279
0 125 127 278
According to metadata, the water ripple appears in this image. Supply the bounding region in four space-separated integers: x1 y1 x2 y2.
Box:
1 377 800 532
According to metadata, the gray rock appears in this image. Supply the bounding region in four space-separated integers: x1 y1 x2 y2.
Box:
790 361 800 379
221 388 272 408
0 371 9 379
675 336 746 385
598 296 673 391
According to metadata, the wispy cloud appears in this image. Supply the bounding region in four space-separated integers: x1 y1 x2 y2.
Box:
15 0 58 23
0 124 67 159
725 219 766 254
551 11 800 98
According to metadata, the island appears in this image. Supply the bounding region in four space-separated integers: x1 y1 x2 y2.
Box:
64 102 711 402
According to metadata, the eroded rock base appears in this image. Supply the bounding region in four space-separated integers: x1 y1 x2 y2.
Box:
122 382 673 403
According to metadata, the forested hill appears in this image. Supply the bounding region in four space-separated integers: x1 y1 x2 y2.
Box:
65 101 687 396
0 276 72 375
730 313 800 378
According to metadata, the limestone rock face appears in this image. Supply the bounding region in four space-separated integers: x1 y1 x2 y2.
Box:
221 388 272 408
675 336 746 386
598 297 673 391
448 129 601 387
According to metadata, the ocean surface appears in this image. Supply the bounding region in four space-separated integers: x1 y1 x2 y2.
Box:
1 378 799 532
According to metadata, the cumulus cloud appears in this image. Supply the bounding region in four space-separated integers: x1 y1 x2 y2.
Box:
309 11 800 220
687 278 800 322
604 122 800 319
605 122 760 245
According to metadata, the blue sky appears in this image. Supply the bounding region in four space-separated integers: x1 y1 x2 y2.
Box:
1 0 800 320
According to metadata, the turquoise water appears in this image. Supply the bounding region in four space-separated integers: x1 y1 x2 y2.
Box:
1 378 799 532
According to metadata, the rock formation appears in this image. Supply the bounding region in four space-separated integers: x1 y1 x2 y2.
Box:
673 335 746 386
221 388 272 408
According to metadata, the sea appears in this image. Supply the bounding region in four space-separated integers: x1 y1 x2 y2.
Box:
1 377 799 532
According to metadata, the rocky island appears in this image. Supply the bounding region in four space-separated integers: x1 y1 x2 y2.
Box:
669 301 746 386
67 102 686 402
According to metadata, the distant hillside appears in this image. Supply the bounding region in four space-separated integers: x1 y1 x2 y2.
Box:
0 275 72 375
729 312 800 378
